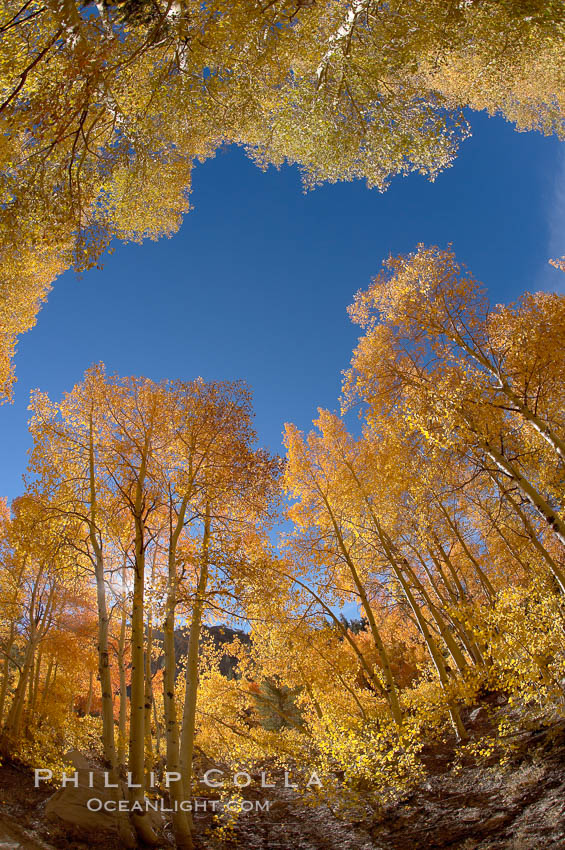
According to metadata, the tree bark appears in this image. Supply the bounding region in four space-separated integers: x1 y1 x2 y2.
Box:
128 436 160 846
88 416 117 772
117 593 128 768
318 490 403 725
163 495 193 848
180 503 211 799
479 437 565 549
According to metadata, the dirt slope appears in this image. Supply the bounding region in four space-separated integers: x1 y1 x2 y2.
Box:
1 720 564 849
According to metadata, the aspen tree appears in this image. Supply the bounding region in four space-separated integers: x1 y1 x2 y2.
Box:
284 421 403 725
179 502 211 799
29 376 120 773
1 499 70 746
344 247 565 546
173 384 280 810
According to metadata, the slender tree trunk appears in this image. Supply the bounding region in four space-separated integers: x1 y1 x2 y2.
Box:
128 516 156 843
93 529 117 766
431 534 467 601
0 625 17 724
2 564 51 744
304 682 325 721
85 670 94 716
3 638 36 742
144 613 154 780
152 694 161 758
487 513 533 578
493 474 565 594
413 548 452 605
450 330 565 465
29 650 42 716
86 417 136 849
144 545 161 780
88 417 117 771
285 572 387 699
401 560 470 673
0 647 12 724
351 572 402 724
40 656 54 710
411 549 485 664
161 491 193 848
0 569 27 727
180 504 211 799
128 436 159 846
320 492 403 725
26 655 35 715
472 431 565 548
427 547 459 603
435 499 496 601
117 597 128 768
375 525 467 740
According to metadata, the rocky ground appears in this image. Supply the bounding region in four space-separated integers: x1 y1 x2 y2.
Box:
193 718 565 850
1 713 565 849
367 719 565 850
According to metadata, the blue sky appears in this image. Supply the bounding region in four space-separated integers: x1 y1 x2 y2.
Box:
1 112 564 505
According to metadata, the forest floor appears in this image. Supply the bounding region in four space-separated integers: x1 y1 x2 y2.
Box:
1 710 565 849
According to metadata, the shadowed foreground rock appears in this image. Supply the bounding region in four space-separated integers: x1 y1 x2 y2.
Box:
44 753 160 848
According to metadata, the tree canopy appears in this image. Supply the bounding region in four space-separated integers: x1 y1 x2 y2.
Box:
1 0 564 399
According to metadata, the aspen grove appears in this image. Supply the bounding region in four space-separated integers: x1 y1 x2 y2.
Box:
0 247 564 844
1 1 565 847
